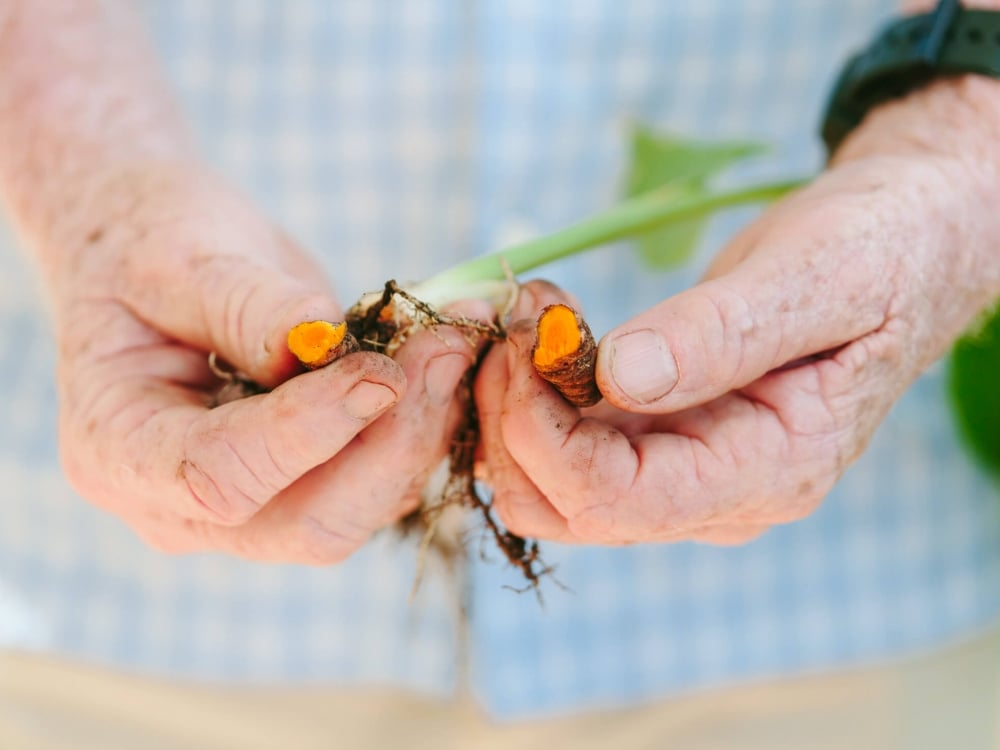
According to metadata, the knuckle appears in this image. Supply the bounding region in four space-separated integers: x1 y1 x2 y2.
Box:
180 415 305 524
258 388 335 481
772 366 841 440
558 421 630 497
811 341 900 470
177 455 262 525
193 256 253 363
671 439 731 526
258 429 306 487
701 284 756 384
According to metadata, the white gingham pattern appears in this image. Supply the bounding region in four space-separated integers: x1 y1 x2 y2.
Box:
2 0 999 720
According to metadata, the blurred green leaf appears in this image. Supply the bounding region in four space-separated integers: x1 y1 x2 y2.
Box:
948 303 1000 479
629 218 705 269
626 125 766 192
624 125 766 269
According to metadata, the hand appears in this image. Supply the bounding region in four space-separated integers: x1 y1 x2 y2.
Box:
476 78 1000 546
49 161 477 563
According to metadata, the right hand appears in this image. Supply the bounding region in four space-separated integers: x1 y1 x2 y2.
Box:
46 161 476 564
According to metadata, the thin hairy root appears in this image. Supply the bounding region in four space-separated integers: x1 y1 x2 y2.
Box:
218 281 554 595
346 280 503 356
404 363 556 598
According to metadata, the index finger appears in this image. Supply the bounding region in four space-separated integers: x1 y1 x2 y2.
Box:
499 320 843 543
64 343 405 526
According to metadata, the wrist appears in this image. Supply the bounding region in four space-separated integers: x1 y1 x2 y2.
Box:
832 78 1000 308
0 2 195 257
823 0 1000 162
832 74 1000 175
830 0 1000 178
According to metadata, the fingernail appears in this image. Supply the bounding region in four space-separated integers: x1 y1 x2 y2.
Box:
608 329 678 404
424 352 469 406
344 381 397 420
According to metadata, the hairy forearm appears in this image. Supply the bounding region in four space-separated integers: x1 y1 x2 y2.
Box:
0 0 194 265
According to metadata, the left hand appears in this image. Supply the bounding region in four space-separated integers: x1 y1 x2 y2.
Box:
475 77 1000 546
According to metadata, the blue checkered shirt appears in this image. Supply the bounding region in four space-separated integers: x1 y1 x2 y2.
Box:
2 0 999 720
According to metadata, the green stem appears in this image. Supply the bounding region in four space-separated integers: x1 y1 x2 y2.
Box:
412 178 804 304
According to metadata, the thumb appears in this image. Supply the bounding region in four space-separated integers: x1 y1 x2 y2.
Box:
595 253 889 413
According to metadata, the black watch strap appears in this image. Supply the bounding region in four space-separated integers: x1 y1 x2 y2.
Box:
821 0 1000 155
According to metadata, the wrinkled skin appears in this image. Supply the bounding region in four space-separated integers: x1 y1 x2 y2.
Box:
1 1 493 565
50 163 481 564
476 78 1000 546
7 0 1000 564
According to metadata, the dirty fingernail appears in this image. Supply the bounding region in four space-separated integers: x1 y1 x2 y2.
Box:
424 352 470 406
609 329 678 404
344 381 397 420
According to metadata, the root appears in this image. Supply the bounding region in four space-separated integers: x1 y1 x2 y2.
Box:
405 357 557 601
346 280 504 356
351 284 556 597
211 279 555 598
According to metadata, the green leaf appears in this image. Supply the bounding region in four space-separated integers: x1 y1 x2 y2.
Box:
948 303 1000 479
629 216 705 269
625 125 767 195
624 124 766 269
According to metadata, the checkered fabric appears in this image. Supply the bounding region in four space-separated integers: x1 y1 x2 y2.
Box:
1 0 998 720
